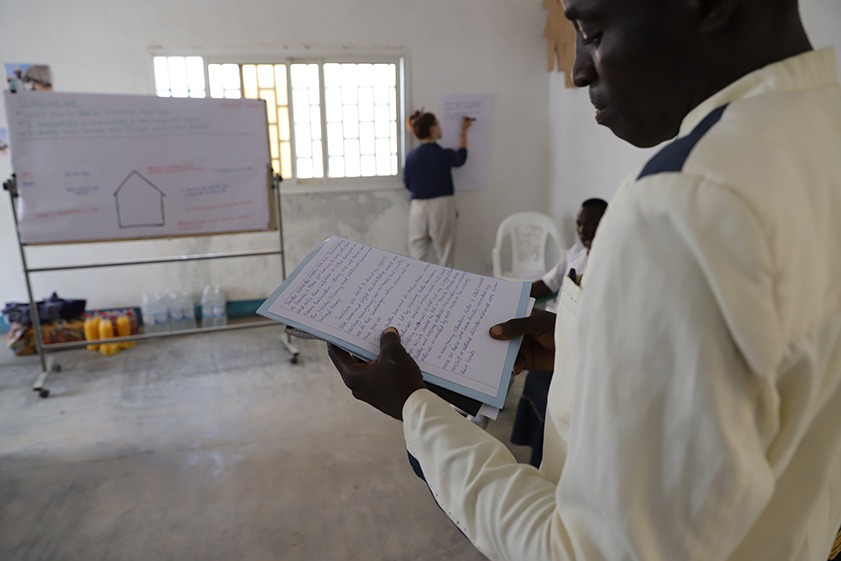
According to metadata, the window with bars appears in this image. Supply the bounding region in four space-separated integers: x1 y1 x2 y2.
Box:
153 55 402 184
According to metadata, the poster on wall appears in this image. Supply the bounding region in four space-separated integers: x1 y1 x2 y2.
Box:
4 63 53 93
439 93 491 192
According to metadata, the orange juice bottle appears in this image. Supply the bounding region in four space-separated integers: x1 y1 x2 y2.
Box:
98 316 119 357
84 315 101 351
116 314 135 349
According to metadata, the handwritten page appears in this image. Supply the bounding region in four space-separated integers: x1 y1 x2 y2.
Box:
258 236 532 409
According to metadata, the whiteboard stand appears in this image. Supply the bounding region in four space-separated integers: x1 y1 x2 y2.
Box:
3 173 299 398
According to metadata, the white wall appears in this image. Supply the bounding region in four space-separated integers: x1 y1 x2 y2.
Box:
0 0 549 309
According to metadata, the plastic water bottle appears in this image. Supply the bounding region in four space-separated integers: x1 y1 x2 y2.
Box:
181 291 197 330
201 285 227 327
141 294 157 334
140 294 151 333
200 286 212 328
212 287 227 327
167 291 184 330
179 291 198 330
152 292 171 332
167 290 196 331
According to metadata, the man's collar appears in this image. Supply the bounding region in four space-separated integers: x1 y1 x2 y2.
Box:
678 47 838 137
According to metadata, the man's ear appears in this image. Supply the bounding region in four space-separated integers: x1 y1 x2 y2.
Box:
692 0 743 33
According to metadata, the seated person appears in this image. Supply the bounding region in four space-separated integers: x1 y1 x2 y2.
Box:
530 197 608 311
511 197 607 466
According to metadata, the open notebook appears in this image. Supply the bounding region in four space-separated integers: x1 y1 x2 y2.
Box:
258 236 533 414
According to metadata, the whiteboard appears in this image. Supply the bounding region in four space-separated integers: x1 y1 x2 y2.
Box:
4 91 272 244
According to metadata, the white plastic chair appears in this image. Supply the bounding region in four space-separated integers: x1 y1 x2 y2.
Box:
492 212 562 281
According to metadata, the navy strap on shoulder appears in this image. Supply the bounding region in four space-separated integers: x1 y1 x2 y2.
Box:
638 104 728 180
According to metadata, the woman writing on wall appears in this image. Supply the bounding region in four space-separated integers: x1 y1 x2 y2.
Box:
404 110 473 268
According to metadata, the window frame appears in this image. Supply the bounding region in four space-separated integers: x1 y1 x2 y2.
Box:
150 48 409 195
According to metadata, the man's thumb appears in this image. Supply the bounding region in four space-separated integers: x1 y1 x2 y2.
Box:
489 318 527 340
379 327 404 362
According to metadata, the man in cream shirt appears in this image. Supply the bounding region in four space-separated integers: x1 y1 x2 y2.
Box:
328 0 841 559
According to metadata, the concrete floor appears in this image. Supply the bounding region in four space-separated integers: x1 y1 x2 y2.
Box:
0 326 531 561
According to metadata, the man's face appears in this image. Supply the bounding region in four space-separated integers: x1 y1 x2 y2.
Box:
564 0 700 147
576 206 604 249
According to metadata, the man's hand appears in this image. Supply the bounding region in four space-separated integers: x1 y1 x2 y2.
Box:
489 309 556 374
328 328 426 421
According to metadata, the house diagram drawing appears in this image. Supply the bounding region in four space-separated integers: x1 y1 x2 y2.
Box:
114 170 166 228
